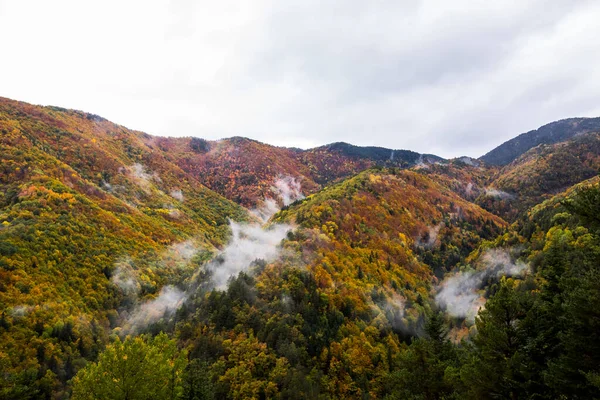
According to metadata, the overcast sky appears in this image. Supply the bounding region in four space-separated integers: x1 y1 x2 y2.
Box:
1 1 600 158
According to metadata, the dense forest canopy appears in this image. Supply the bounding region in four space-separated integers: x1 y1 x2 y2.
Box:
1 97 600 399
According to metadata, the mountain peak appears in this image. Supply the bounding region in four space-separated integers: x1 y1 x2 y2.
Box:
480 117 600 165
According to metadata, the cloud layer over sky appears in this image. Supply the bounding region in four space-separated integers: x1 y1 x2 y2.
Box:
1 0 599 158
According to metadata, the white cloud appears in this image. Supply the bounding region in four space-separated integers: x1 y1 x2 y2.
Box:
435 248 528 321
250 198 281 223
251 176 305 222
273 176 305 206
485 188 515 200
124 286 186 333
170 189 184 202
417 223 443 248
121 220 292 332
127 163 160 193
208 221 292 289
111 259 141 295
9 305 31 317
167 240 198 262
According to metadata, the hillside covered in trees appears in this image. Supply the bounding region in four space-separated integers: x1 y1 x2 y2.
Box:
1 97 600 399
479 117 600 166
149 136 441 208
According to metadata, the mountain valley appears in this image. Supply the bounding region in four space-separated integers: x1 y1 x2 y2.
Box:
1 97 600 399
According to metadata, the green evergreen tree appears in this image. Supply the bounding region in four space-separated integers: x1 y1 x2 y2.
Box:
385 312 458 399
460 279 535 399
181 359 214 400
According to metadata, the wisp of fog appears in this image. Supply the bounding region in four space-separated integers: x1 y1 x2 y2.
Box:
119 176 300 333
435 248 528 321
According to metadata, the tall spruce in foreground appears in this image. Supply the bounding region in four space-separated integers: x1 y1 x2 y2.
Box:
459 279 537 399
384 312 459 399
459 183 600 399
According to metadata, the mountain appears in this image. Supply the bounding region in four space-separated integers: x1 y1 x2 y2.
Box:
477 132 600 221
0 97 452 397
389 175 600 399
0 97 248 397
412 157 498 202
274 168 506 279
298 142 442 185
2 96 600 399
480 117 600 166
151 136 318 208
152 137 444 208
170 168 507 399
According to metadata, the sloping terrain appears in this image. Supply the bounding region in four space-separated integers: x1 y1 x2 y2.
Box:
478 132 600 221
480 117 600 166
2 96 600 399
275 168 506 281
383 177 600 399
412 157 498 202
151 136 319 208
153 137 444 208
0 97 248 397
171 168 507 399
298 142 442 185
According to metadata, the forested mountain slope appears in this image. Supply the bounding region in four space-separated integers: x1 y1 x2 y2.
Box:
380 175 600 399
0 97 248 398
275 168 506 278
478 132 600 221
128 175 600 399
2 96 600 399
480 117 600 165
150 136 318 208
167 168 506 399
412 157 498 202
298 142 442 185
151 137 443 208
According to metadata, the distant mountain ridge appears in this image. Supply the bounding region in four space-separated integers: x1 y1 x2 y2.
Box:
152 135 445 207
480 117 600 165
313 141 443 164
